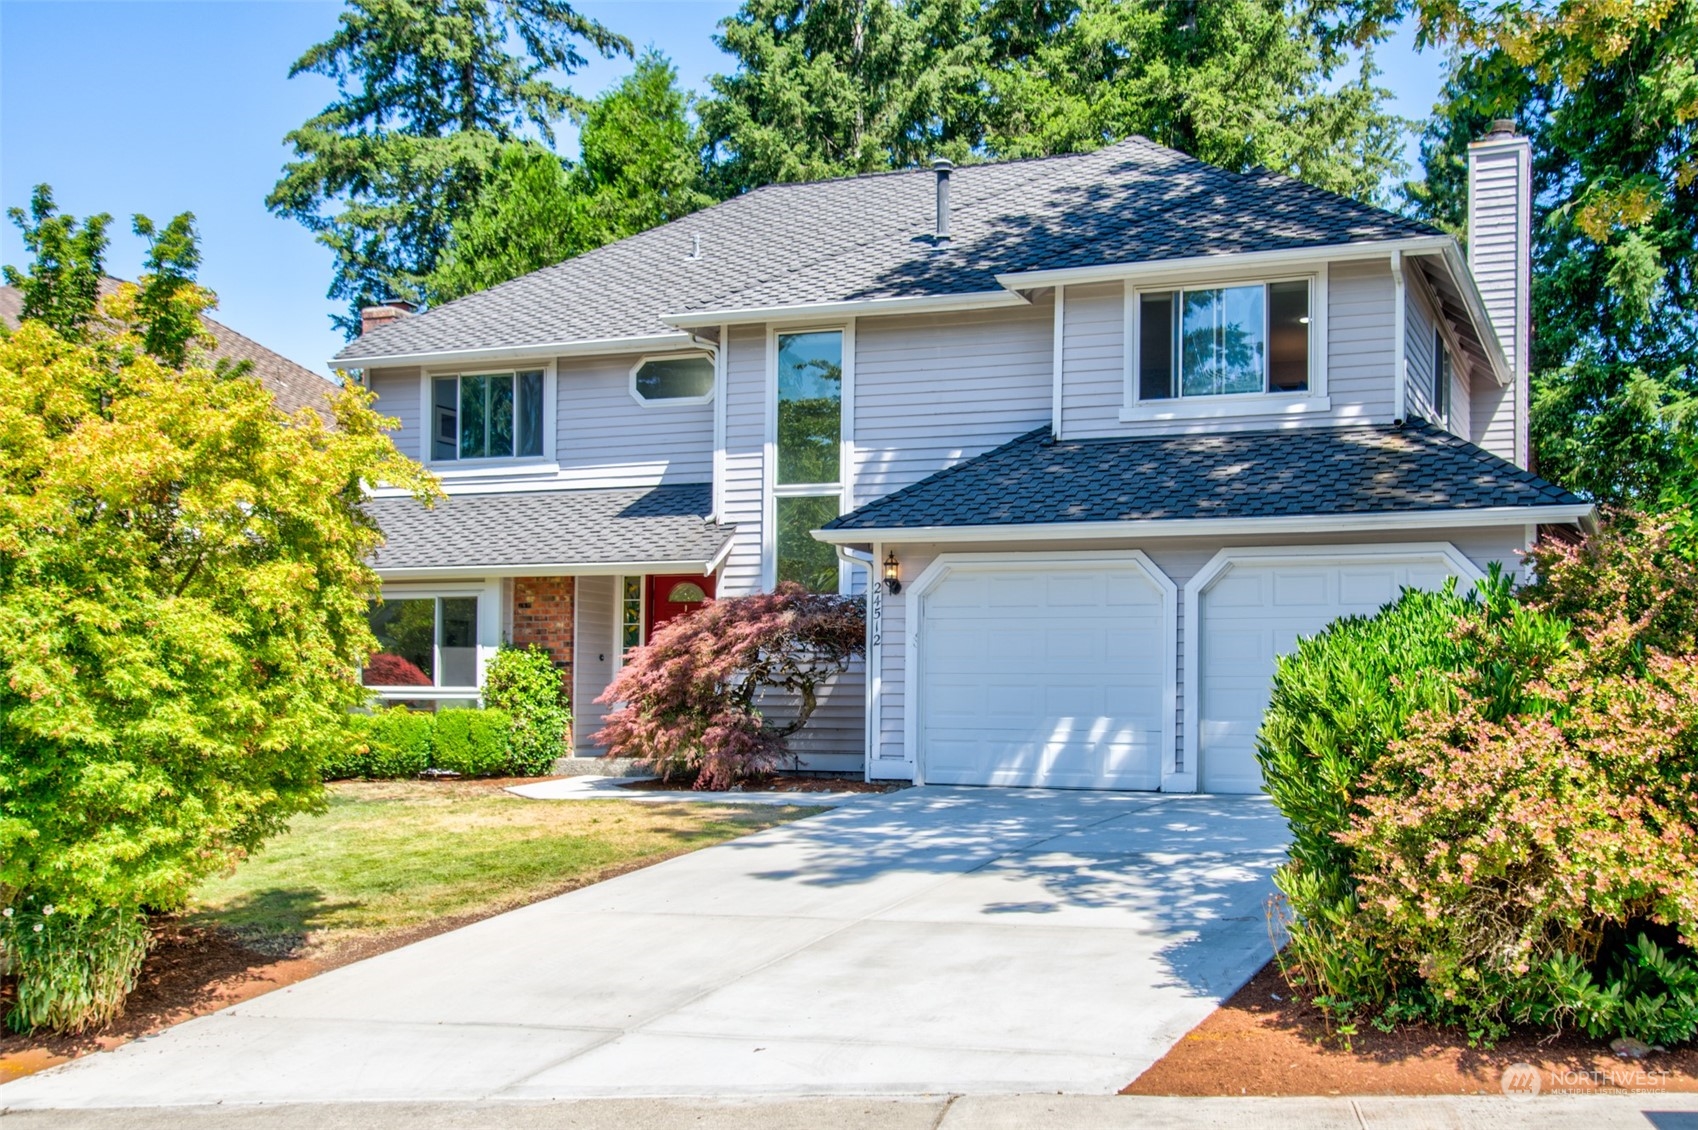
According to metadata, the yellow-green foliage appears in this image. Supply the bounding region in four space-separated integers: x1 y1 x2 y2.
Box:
0 278 433 1030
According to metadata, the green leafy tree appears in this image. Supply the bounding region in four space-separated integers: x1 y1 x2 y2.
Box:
0 213 435 1032
268 0 630 333
2 187 111 341
425 52 713 303
1405 4 1698 504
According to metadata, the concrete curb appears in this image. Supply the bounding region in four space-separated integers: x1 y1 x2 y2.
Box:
4 1093 1698 1129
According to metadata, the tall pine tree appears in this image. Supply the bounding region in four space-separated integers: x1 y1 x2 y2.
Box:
268 0 629 334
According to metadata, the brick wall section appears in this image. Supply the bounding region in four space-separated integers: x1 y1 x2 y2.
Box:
510 577 575 691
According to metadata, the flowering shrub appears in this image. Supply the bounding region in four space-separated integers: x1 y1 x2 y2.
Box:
595 583 865 789
1263 516 1698 1047
483 644 572 775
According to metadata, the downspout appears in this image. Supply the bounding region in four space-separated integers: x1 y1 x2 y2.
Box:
1390 250 1408 426
836 545 876 783
1051 286 1065 440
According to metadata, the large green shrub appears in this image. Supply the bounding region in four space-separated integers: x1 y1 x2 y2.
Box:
483 645 571 776
430 708 513 777
328 709 434 780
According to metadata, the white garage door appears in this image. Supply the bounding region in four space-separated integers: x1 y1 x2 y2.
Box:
1196 554 1465 793
919 562 1168 790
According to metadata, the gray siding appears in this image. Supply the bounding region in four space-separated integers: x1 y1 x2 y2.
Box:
871 526 1530 777
1405 282 1439 423
1472 375 1517 461
571 575 618 752
720 324 766 596
555 353 712 488
1064 261 1401 439
1468 137 1531 467
853 299 1054 504
368 367 424 461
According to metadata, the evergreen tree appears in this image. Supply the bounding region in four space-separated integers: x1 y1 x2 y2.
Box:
268 0 629 334
425 52 713 304
1407 5 1698 504
2 187 111 341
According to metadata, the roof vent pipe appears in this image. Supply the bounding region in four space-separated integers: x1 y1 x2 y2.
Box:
932 158 953 243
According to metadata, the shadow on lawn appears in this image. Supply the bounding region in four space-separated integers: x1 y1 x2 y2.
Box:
189 886 358 957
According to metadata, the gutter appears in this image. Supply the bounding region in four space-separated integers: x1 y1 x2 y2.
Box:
331 332 698 372
376 557 722 581
992 235 1457 290
812 503 1595 546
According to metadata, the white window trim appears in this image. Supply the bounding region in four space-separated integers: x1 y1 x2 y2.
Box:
628 349 717 408
1120 271 1329 422
1177 543 1484 793
763 322 855 593
364 579 502 703
418 360 559 470
614 574 646 672
901 550 1178 790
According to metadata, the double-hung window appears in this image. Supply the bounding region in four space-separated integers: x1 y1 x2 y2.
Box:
773 330 844 594
432 371 545 461
1135 280 1312 403
363 595 479 705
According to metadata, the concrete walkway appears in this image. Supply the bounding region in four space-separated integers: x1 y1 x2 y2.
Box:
0 788 1288 1110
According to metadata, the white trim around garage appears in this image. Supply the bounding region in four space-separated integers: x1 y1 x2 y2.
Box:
813 504 1593 547
1176 542 1485 793
901 550 1178 790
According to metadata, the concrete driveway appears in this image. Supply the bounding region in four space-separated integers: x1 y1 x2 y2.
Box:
0 787 1287 1109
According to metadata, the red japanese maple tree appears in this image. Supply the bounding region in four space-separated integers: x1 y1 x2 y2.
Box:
594 583 865 788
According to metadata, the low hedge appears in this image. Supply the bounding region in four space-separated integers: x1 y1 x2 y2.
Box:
329 706 518 780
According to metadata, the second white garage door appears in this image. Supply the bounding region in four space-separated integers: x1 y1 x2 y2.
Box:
918 559 1170 790
1194 551 1469 794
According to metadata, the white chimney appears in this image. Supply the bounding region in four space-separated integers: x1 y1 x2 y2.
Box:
1467 120 1532 469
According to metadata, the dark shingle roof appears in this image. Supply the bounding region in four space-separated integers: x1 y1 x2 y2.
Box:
338 137 1440 362
823 421 1584 533
0 282 335 418
367 484 732 571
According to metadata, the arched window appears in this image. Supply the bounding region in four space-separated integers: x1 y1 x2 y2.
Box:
666 581 707 603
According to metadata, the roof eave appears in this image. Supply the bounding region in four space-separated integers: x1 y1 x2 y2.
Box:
991 234 1457 291
813 503 1593 545
376 556 724 580
1435 241 1514 387
331 332 699 372
661 288 1031 329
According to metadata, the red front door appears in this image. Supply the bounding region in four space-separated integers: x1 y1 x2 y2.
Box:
645 573 716 637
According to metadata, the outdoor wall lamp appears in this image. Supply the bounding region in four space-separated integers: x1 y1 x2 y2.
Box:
883 550 902 595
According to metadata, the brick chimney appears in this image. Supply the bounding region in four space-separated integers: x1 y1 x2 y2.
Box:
359 299 416 338
1467 120 1532 468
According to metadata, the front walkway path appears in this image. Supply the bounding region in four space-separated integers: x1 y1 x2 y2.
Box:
0 788 1288 1110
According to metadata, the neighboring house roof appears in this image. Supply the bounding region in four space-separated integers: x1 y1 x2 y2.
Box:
366 484 733 575
0 282 336 419
337 136 1441 364
819 421 1586 538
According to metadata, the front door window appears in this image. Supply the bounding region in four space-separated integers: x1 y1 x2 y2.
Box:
645 573 716 637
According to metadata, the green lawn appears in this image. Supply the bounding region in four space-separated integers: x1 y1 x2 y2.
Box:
187 780 818 958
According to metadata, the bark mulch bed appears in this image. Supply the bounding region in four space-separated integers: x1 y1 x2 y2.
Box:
0 924 322 1084
1126 960 1698 1097
619 774 904 794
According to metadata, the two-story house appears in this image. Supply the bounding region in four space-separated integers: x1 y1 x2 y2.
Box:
337 124 1590 795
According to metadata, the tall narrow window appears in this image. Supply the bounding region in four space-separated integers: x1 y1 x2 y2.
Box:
774 331 843 593
620 575 644 654
431 372 545 461
1432 328 1451 422
1138 281 1310 400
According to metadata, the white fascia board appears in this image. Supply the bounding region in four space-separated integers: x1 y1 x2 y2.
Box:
332 332 698 371
1437 240 1513 387
991 235 1456 291
376 558 717 581
812 503 1594 546
661 289 1029 329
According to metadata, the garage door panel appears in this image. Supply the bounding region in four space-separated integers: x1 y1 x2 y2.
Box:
1199 555 1466 793
919 562 1169 791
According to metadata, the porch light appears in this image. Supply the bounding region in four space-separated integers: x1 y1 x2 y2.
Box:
883 550 902 595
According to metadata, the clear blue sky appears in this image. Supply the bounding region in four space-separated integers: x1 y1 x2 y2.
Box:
0 2 1444 378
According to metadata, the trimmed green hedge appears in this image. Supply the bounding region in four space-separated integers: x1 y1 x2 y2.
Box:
330 706 519 780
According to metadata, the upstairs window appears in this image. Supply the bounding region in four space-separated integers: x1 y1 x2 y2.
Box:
632 354 714 405
1138 281 1310 400
1432 328 1452 422
432 372 545 461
